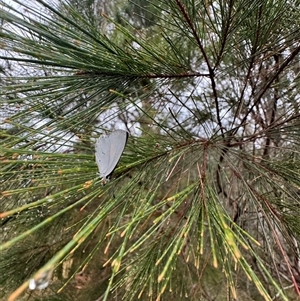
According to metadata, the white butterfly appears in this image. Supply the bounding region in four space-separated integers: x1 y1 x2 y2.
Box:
95 130 128 182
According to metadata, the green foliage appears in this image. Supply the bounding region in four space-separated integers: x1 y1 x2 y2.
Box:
1 0 300 301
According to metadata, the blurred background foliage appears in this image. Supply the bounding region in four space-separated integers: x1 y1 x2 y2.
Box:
1 0 300 300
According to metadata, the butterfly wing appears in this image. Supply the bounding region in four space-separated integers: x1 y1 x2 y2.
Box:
105 130 128 178
95 130 128 180
95 133 110 179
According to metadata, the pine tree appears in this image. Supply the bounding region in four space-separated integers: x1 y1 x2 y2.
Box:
1 1 300 300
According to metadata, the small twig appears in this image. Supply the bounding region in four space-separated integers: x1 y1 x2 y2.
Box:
238 43 300 130
174 0 223 137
